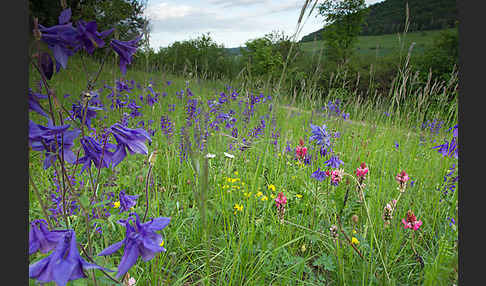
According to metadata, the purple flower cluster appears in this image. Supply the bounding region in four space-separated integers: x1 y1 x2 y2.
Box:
309 123 331 148
438 163 458 201
421 118 445 135
311 167 329 181
323 100 349 120
432 124 458 159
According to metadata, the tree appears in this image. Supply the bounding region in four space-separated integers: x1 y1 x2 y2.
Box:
318 0 368 65
416 27 458 82
29 0 149 44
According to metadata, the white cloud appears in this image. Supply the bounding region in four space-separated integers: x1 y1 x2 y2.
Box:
146 0 387 49
210 0 268 7
144 2 194 21
267 0 302 14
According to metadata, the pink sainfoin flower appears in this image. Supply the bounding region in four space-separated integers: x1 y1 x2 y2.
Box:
330 169 344 186
275 192 287 208
356 163 369 179
275 192 287 222
395 170 409 192
295 138 307 160
402 210 422 231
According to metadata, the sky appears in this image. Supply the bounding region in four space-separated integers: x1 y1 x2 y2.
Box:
144 0 385 50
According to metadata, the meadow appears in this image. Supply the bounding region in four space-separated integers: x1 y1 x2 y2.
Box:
300 28 456 58
28 9 458 286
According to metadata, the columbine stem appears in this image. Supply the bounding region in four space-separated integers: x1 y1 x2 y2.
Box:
29 171 53 229
142 164 153 222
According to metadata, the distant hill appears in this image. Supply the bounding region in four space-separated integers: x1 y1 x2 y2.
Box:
300 0 457 42
225 47 247 56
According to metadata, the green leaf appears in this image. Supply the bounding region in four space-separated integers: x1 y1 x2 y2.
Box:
313 253 336 272
79 194 90 210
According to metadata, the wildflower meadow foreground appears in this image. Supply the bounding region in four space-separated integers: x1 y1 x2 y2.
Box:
28 8 458 286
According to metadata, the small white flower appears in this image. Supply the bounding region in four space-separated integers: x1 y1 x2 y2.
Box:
205 153 216 159
224 152 235 159
127 277 136 286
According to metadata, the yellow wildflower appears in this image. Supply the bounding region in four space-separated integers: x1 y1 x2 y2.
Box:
256 191 263 198
113 201 120 208
261 195 268 201
296 194 302 199
234 203 243 214
234 171 239 176
351 237 359 246
160 240 165 247
268 184 276 192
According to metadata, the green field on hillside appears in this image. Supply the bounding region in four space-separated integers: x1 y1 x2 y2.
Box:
300 28 455 58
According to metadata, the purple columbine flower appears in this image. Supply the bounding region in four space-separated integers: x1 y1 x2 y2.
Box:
38 12 79 69
309 123 331 148
71 102 103 128
97 213 170 278
28 89 48 117
311 168 328 181
325 155 344 169
29 219 67 255
75 20 114 54
118 190 139 212
110 35 142 75
77 136 115 173
109 123 152 166
29 230 113 286
29 120 81 169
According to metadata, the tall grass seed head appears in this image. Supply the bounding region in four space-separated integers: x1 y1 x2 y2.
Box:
330 225 338 240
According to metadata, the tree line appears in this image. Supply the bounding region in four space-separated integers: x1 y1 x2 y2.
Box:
300 0 457 42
